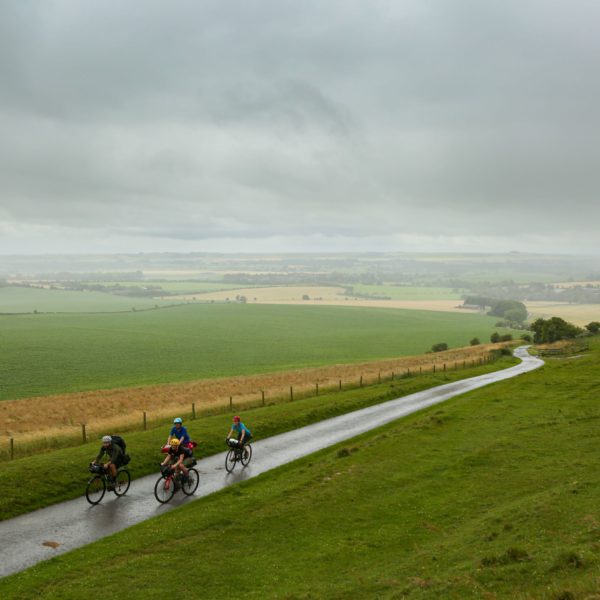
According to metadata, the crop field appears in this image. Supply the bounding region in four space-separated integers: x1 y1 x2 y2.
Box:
3 339 600 599
168 285 470 314
0 303 512 401
551 281 600 289
0 286 179 313
164 285 347 302
351 284 463 300
526 301 600 326
0 344 499 446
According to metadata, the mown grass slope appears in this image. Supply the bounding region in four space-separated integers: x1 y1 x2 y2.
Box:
0 303 512 400
2 340 600 598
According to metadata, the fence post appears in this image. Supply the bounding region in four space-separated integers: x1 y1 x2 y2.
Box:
290 386 294 401
229 396 233 410
339 379 342 391
407 367 411 377
192 403 196 420
10 438 14 460
261 390 265 406
81 424 87 444
419 366 422 375
391 371 394 381
443 363 446 372
433 364 436 373
463 360 466 369
378 371 381 384
360 375 363 388
143 411 147 431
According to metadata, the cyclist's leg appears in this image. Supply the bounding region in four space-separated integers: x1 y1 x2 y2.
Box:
182 457 193 479
243 436 252 457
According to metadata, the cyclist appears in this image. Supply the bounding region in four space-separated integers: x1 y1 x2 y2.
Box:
93 435 125 485
161 437 194 481
227 416 252 457
166 417 190 448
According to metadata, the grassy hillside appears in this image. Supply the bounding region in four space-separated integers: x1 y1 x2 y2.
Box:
0 303 513 400
2 340 599 599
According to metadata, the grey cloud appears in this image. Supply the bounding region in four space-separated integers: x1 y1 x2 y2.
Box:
1 0 600 254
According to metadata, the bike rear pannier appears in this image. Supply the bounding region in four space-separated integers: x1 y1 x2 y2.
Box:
111 435 127 452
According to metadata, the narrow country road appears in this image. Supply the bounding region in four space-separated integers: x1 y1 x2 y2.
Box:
0 347 543 578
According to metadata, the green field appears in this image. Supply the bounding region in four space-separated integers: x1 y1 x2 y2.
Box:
0 303 514 400
2 340 599 599
0 286 181 313
351 284 463 300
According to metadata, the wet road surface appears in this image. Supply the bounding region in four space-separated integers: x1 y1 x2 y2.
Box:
0 347 542 578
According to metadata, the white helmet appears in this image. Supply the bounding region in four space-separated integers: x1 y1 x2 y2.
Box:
102 435 112 443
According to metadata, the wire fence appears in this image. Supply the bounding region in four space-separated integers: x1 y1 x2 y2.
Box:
2 353 496 461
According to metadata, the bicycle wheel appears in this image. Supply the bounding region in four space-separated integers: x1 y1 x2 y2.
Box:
225 449 237 473
182 468 200 496
241 444 252 467
154 475 175 504
114 469 131 496
85 475 106 505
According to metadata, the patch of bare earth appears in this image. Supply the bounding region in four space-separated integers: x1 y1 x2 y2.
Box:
1 345 501 447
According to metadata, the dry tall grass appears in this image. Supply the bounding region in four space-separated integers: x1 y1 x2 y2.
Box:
1 345 499 447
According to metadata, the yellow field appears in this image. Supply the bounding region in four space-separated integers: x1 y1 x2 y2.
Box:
165 285 347 302
165 285 469 314
551 281 600 289
1 345 498 446
526 302 600 326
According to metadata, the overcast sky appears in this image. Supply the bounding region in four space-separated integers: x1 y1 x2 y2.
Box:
1 0 599 255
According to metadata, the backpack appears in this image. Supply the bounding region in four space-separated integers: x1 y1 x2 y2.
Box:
111 435 126 453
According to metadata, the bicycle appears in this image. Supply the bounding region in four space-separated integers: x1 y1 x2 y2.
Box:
85 463 131 505
225 438 252 473
154 462 199 504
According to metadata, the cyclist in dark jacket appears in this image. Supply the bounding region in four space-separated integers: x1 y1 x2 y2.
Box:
161 438 194 481
93 435 124 480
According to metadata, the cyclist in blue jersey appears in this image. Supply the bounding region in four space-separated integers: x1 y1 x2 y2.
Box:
166 417 190 448
227 415 252 456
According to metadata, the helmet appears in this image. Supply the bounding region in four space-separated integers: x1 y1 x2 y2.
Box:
170 438 181 446
102 435 112 443
173 417 183 424
233 415 241 423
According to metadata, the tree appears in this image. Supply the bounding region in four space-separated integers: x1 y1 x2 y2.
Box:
585 321 600 334
302 294 310 300
490 332 501 343
431 342 448 352
521 334 532 342
529 317 583 344
504 307 528 324
499 334 513 342
488 300 527 323
470 337 480 346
